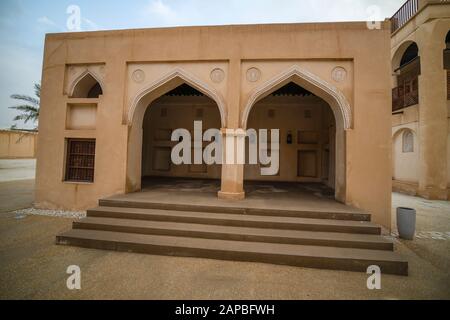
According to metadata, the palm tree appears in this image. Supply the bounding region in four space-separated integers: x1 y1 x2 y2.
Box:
9 83 40 130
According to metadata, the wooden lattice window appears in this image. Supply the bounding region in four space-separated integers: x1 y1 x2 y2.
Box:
65 139 96 182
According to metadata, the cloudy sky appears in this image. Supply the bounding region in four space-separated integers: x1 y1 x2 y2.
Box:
0 0 405 129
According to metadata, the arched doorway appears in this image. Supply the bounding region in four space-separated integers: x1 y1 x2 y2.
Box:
126 69 226 193
141 84 222 188
244 82 337 198
241 66 351 203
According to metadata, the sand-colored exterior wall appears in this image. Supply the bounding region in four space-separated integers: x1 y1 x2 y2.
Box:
391 1 450 199
36 21 393 228
0 130 37 159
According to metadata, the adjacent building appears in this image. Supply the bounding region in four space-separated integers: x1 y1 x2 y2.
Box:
391 0 450 200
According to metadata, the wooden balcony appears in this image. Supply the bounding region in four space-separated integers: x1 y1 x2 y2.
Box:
391 0 419 34
392 76 419 112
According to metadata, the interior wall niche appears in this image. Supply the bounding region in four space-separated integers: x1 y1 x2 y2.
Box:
152 147 172 172
154 129 173 142
298 131 319 144
298 150 318 178
402 130 414 153
66 103 97 130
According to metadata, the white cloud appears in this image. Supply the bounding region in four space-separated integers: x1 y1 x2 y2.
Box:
145 0 179 24
37 16 57 27
82 18 101 31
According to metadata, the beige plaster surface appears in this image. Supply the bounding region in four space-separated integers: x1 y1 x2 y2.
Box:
0 131 37 159
392 127 419 183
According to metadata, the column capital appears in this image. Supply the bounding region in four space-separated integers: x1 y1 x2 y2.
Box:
220 128 247 137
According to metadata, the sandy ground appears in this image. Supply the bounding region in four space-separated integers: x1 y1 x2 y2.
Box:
0 160 449 300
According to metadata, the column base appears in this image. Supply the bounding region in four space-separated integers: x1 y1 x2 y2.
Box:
218 191 246 201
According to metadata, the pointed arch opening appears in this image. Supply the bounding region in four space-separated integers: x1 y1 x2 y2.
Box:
241 66 350 202
392 41 420 112
70 72 103 98
126 69 226 193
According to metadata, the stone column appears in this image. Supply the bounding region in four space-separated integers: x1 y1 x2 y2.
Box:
218 59 245 200
218 129 245 200
417 30 448 199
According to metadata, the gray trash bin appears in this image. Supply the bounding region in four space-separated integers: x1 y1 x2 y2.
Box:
397 207 416 240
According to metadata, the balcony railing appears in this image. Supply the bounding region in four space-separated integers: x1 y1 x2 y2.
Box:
391 0 419 33
392 76 419 112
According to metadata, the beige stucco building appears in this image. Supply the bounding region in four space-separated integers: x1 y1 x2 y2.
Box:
391 0 450 200
36 20 394 228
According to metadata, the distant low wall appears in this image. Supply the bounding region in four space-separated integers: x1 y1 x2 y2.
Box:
0 130 38 159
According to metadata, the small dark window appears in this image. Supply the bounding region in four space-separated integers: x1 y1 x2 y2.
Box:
65 139 96 182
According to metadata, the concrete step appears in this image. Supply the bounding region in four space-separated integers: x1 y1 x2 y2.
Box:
56 229 408 275
99 198 371 221
88 206 381 235
74 217 394 250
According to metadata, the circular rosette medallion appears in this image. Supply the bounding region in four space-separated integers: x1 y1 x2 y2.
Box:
132 69 146 83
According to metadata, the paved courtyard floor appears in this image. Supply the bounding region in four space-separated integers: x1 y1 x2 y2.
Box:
0 159 36 183
0 167 449 299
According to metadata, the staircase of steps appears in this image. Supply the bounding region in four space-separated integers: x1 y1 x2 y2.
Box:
56 199 408 276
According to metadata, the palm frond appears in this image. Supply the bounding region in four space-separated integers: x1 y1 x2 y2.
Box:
9 104 39 113
10 94 39 106
13 114 29 121
10 82 41 127
24 114 38 124
34 83 41 98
